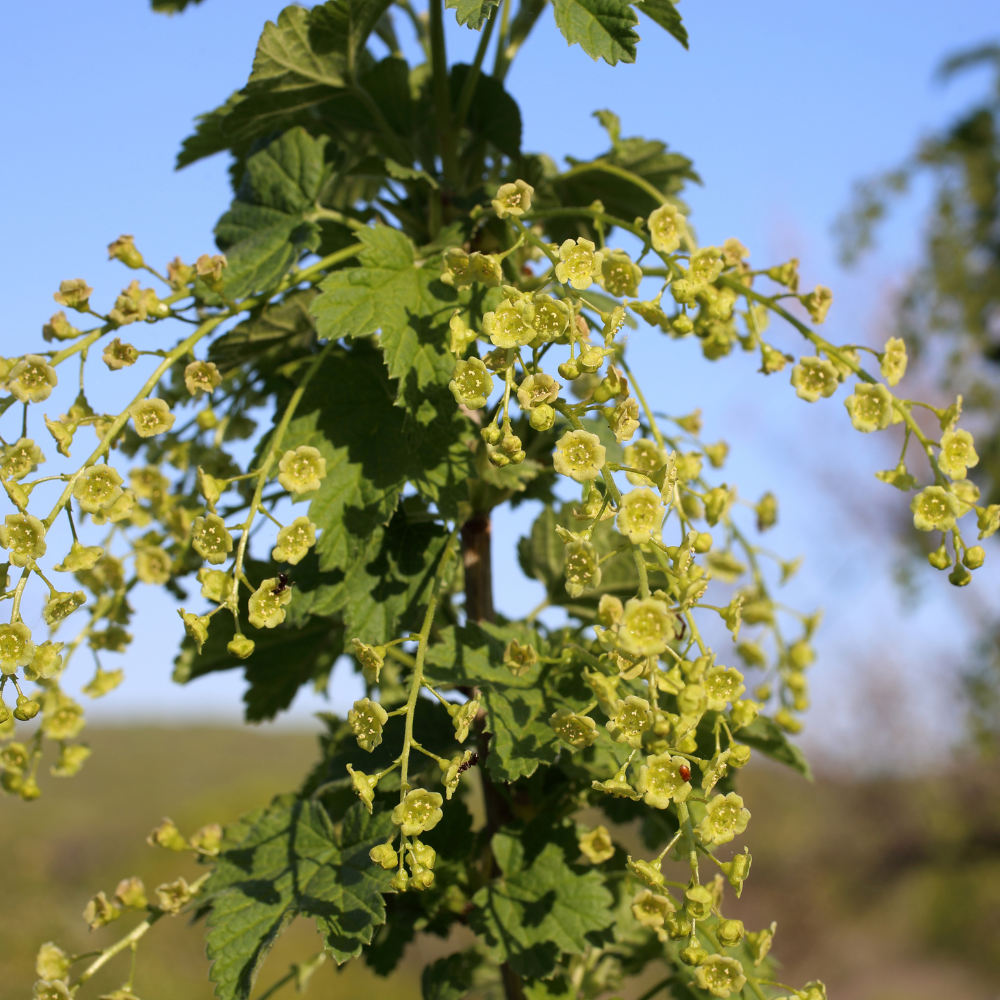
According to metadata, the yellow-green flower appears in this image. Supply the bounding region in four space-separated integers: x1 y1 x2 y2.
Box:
549 709 599 748
1 438 44 481
135 546 172 585
697 791 750 846
631 888 673 927
0 621 35 675
635 753 692 808
616 487 663 544
647 204 686 254
578 825 614 864
391 788 444 836
483 296 536 349
555 239 603 290
492 179 533 218
0 512 47 566
624 438 669 487
449 357 494 408
129 398 176 438
617 597 675 657
693 956 747 998
247 577 292 628
601 249 642 297
7 355 58 404
184 360 222 396
911 486 961 532
271 516 316 565
790 357 839 402
938 428 978 479
703 666 745 711
606 695 653 749
552 429 605 482
531 294 571 342
277 445 326 494
192 514 233 565
844 382 894 432
880 336 907 385
348 697 389 752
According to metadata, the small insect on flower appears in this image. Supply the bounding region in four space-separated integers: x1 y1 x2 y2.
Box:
272 572 289 595
457 752 479 774
679 764 691 782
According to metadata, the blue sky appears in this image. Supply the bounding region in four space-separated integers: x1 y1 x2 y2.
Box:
2 0 999 762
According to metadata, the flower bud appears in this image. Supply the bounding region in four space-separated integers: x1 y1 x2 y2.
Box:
728 744 751 768
197 406 218 430
928 543 950 570
949 562 971 587
227 633 255 659
964 545 985 569
108 235 145 269
529 404 555 431
14 694 41 721
557 359 580 380
347 763 378 812
720 850 752 897
488 450 510 468
370 842 398 869
679 944 708 966
716 917 745 946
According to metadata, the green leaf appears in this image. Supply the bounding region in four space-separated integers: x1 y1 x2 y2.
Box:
267 344 470 637
425 622 590 782
517 499 639 618
735 715 813 780
446 0 500 30
311 226 460 397
632 0 688 48
176 93 246 169
206 799 392 1000
151 0 205 11
214 127 329 298
450 65 522 157
208 289 320 378
551 0 639 66
421 950 484 1000
470 831 615 978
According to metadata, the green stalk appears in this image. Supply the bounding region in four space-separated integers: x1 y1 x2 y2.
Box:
399 528 459 793
429 0 459 187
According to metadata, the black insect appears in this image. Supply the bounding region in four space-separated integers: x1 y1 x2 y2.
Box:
457 752 479 774
272 572 290 595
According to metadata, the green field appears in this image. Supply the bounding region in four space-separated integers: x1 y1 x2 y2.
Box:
2 727 998 1000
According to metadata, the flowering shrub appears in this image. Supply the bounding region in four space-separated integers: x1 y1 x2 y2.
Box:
0 3 988 1000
